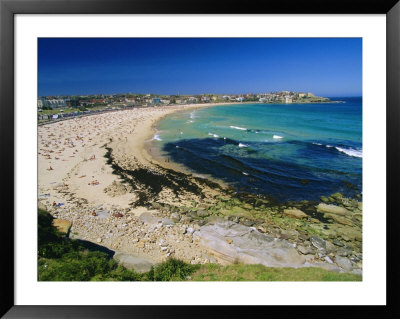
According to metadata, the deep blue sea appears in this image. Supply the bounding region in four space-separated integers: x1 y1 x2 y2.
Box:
152 97 362 201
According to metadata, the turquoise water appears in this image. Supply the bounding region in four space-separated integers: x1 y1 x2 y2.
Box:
153 98 362 201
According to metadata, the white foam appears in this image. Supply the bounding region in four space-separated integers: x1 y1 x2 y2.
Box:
208 132 219 138
152 134 162 141
238 143 248 148
190 111 196 119
312 142 323 146
230 125 247 131
273 135 283 139
335 147 363 158
242 172 249 175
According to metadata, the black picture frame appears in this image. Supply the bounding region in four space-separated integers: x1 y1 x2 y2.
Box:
1 0 399 317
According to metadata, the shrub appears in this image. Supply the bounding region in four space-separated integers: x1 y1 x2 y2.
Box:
38 209 80 258
148 258 199 281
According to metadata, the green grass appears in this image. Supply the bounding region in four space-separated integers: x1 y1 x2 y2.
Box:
38 108 81 115
191 263 361 281
38 208 361 281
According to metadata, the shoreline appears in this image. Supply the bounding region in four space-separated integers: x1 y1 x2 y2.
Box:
38 103 363 274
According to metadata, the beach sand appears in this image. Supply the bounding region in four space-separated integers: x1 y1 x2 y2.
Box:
38 103 232 264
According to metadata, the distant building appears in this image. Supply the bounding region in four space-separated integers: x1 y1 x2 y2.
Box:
236 97 244 102
202 96 210 102
153 98 161 105
285 96 293 103
187 97 198 104
37 98 45 108
38 98 67 108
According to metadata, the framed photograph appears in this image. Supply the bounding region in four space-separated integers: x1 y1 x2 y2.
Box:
1 0 398 317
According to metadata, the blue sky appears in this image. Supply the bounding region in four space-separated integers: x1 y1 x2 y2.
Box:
38 38 362 97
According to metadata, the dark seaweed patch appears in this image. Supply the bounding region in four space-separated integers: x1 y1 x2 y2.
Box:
104 146 220 206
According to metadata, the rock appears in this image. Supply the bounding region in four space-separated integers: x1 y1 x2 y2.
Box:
180 216 192 224
197 210 210 217
320 196 329 203
351 269 362 275
333 239 345 247
151 202 162 210
193 221 306 267
310 236 326 251
280 229 299 240
96 209 110 219
316 203 350 216
227 238 233 244
336 248 350 257
298 233 309 241
324 256 333 263
331 192 344 201
38 201 47 211
335 256 353 272
52 219 72 235
161 218 174 226
358 202 363 210
188 211 198 218
242 219 255 227
283 208 308 219
170 213 180 222
297 245 315 255
194 220 206 226
324 213 353 226
96 237 102 243
113 252 154 273
139 212 161 225
186 227 195 235
325 241 337 253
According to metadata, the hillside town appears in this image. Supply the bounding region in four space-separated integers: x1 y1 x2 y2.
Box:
37 91 331 123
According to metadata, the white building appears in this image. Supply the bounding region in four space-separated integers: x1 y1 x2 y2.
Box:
285 96 293 103
38 98 67 108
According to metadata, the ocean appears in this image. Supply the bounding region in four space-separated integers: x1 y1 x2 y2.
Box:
151 97 362 201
